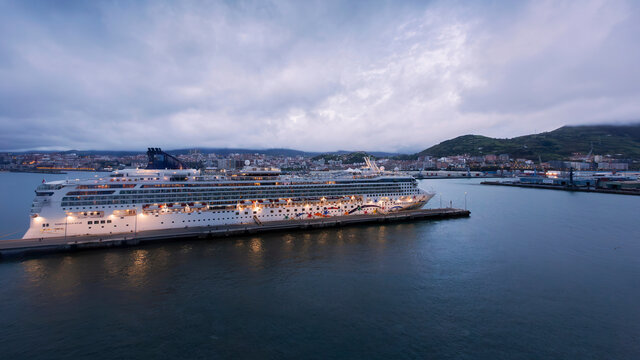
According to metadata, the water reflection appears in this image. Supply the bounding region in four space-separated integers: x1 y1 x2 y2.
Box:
317 232 328 245
249 238 263 253
20 256 81 299
14 223 436 303
247 238 265 270
282 234 295 253
22 259 46 285
179 244 193 254
124 249 149 287
103 252 123 277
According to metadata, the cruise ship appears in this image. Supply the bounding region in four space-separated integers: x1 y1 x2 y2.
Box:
23 149 434 239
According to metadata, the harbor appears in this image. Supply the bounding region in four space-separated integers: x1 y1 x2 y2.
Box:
480 168 640 195
2 176 638 360
0 207 470 258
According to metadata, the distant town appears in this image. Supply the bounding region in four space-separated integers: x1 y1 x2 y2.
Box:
3 124 638 174
0 148 634 174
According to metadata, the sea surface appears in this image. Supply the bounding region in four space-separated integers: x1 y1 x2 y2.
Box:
0 171 639 359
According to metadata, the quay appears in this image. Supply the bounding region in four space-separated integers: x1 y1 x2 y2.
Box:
0 208 470 259
481 181 640 196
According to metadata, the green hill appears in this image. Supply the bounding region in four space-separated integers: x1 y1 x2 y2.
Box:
312 151 375 164
419 124 640 160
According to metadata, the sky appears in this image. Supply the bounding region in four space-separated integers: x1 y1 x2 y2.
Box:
1 0 639 153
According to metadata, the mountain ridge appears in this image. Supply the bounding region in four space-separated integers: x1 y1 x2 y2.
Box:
418 124 640 160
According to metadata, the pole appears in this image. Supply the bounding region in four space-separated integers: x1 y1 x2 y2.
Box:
464 192 467 210
135 211 138 238
65 215 68 241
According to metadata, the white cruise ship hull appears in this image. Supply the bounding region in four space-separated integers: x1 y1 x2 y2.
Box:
23 169 434 239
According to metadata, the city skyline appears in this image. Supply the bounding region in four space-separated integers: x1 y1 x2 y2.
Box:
1 0 640 152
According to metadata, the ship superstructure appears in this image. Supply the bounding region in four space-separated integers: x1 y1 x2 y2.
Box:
23 150 433 239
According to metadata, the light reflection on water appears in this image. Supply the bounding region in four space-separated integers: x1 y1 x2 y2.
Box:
125 250 150 287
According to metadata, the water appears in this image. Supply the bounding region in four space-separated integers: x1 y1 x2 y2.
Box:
1 172 639 359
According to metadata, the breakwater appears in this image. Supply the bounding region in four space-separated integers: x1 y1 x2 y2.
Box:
481 181 640 195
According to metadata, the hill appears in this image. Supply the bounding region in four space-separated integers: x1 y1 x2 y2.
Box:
418 124 640 160
312 152 377 164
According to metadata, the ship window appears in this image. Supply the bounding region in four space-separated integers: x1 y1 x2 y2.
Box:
88 221 92 224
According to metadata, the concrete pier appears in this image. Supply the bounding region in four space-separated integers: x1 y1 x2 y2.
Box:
0 208 470 259
481 181 640 196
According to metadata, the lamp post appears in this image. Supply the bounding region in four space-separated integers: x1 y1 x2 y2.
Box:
135 212 138 238
64 215 68 241
464 192 467 210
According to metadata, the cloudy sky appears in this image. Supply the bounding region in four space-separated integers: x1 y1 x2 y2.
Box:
1 0 639 153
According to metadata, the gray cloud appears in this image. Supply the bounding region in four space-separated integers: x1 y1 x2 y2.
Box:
1 0 639 152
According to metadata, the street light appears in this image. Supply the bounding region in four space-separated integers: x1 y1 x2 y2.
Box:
65 214 73 241
464 192 467 210
135 212 140 237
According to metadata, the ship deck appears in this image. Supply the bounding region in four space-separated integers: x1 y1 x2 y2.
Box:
1 208 470 259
